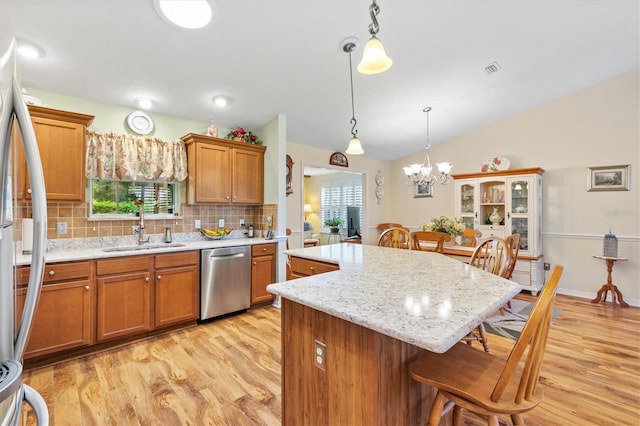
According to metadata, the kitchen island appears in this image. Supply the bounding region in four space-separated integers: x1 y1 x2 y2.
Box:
267 243 521 425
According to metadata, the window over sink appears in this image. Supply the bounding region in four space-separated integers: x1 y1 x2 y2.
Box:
89 179 179 219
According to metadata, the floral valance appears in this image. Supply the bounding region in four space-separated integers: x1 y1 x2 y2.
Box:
85 130 187 182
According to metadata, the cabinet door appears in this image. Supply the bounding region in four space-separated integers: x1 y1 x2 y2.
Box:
506 176 537 255
14 117 86 201
454 180 478 230
252 255 275 305
194 142 231 203
155 264 199 327
16 280 93 359
232 148 264 204
96 271 152 341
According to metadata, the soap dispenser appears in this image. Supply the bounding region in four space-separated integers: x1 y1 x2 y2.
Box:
164 226 172 243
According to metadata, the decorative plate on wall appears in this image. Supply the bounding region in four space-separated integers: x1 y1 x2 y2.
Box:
126 110 154 135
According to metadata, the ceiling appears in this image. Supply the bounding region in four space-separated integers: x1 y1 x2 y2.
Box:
4 0 639 161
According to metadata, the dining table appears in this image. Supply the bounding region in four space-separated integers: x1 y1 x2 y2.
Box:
268 243 521 425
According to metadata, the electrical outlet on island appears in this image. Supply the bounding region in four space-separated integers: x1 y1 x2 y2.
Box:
218 219 225 228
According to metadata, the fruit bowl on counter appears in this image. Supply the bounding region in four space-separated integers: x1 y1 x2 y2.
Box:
200 228 231 240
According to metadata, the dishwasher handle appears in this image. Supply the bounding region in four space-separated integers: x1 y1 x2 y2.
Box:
208 252 246 261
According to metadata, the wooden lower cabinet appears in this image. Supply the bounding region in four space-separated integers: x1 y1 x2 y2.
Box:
251 243 276 306
288 255 339 279
19 250 200 363
16 261 94 359
155 251 199 327
96 251 199 342
96 256 153 342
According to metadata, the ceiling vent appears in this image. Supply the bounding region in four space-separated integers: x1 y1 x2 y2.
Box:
484 61 502 75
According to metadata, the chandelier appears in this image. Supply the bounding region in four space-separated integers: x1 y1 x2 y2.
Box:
403 107 453 186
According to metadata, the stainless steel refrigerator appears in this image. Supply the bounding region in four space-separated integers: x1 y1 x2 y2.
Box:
0 9 49 426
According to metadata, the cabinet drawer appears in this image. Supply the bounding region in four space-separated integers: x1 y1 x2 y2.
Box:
96 255 153 275
289 256 339 276
155 251 199 269
17 260 91 286
252 243 276 257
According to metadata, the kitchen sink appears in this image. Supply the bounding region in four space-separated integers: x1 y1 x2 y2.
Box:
102 243 186 252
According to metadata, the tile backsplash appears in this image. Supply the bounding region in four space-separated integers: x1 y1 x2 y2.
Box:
15 202 277 241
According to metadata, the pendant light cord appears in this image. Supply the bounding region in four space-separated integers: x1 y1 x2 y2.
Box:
348 46 358 138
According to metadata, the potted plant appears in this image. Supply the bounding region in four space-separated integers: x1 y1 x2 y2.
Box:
324 217 344 233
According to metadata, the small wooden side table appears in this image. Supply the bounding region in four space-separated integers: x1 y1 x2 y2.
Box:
591 255 629 308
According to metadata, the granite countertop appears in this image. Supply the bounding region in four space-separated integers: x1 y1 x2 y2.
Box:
15 232 284 266
268 244 521 353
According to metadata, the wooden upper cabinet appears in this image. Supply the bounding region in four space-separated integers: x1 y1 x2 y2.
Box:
15 105 94 202
182 133 266 205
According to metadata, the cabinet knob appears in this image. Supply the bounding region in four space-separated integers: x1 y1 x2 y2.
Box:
27 188 32 194
309 267 315 272
226 195 230 200
233 195 237 200
262 247 267 251
145 277 150 282
157 275 161 280
253 261 257 265
48 270 55 276
84 286 90 291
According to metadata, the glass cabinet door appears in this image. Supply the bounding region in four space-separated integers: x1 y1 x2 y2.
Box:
455 181 478 230
508 178 532 252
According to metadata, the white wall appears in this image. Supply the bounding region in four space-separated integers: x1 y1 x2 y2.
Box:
388 71 640 304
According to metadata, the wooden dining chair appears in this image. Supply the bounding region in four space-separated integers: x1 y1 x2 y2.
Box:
411 231 451 253
285 228 292 280
377 227 411 249
409 265 563 426
458 228 479 247
499 234 521 314
462 237 510 352
377 222 405 232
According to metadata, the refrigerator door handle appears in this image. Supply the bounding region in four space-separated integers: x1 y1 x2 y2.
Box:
11 76 47 361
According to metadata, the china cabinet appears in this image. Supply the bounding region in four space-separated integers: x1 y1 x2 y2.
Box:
182 133 266 205
453 167 544 294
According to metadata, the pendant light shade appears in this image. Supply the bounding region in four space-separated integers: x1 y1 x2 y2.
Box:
358 0 392 75
346 137 364 155
358 36 392 75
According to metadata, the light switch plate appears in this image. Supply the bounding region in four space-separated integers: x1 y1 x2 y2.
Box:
195 219 201 229
218 219 225 228
266 214 273 226
56 222 67 235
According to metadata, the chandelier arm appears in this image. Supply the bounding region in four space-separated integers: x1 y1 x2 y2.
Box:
368 0 380 36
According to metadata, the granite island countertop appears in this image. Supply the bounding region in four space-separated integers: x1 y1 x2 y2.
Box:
15 232 285 266
268 243 521 353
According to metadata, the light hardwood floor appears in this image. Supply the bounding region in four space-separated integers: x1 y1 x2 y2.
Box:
20 294 640 425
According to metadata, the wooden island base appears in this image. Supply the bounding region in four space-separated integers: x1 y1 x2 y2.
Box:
281 299 443 425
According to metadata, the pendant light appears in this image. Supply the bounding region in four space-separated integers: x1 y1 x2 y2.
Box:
357 0 392 75
343 41 365 155
403 107 453 186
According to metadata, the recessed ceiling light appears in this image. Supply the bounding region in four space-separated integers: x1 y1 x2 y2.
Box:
16 39 45 59
154 0 215 30
135 97 154 109
212 95 232 107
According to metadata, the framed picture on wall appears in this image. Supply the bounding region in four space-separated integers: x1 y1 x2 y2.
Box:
587 164 630 191
329 152 349 167
414 182 433 198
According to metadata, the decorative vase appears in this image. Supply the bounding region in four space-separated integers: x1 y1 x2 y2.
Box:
232 136 243 142
489 207 502 226
330 227 340 234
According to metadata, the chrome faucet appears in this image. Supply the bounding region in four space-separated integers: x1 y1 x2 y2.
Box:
137 204 149 244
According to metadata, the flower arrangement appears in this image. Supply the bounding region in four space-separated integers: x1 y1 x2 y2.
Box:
423 216 465 236
226 127 263 145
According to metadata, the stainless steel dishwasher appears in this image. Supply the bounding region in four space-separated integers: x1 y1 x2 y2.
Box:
200 245 251 321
